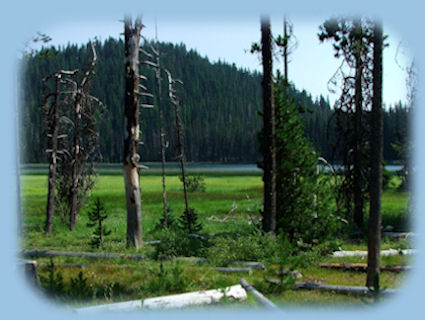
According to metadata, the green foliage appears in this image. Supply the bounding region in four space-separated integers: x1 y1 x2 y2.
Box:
273 79 341 247
265 233 300 292
38 259 65 298
180 174 206 192
69 271 92 300
382 166 392 191
139 262 189 298
154 229 209 260
86 198 111 249
207 232 278 266
179 207 202 234
153 209 178 232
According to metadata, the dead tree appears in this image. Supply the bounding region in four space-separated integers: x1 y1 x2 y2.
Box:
164 69 189 213
42 42 102 232
260 16 276 233
140 37 169 228
366 20 383 288
69 41 98 231
42 69 77 233
123 16 144 248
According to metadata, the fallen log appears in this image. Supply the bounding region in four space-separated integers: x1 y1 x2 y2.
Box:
234 261 265 270
267 279 398 297
21 250 147 260
382 232 415 240
319 263 411 273
239 278 279 309
75 284 247 313
215 267 252 274
332 248 416 258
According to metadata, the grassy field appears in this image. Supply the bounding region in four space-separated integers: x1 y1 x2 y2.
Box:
20 167 412 309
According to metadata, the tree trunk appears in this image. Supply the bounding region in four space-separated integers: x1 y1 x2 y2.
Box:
69 91 82 231
261 16 276 233
366 20 383 288
353 18 364 230
175 99 189 212
123 16 143 248
45 75 61 233
156 49 168 228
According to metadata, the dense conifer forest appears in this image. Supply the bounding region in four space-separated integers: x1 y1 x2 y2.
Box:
19 38 408 163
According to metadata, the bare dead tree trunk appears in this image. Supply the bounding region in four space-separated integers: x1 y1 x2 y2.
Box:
123 16 143 248
156 49 169 228
69 92 81 231
165 69 189 212
45 75 61 233
353 18 364 231
69 42 97 231
176 100 189 213
367 20 383 287
261 16 276 233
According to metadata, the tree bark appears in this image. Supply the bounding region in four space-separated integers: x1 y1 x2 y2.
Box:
45 75 61 233
353 18 364 230
69 42 97 231
123 16 143 248
156 48 168 228
69 91 82 231
366 20 383 288
261 16 276 233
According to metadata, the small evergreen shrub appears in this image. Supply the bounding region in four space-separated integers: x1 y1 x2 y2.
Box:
179 207 202 234
86 198 111 249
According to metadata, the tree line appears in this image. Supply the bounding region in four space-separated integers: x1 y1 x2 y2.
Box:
19 37 409 164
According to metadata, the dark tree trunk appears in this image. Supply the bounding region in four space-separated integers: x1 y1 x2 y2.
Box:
353 18 364 230
175 99 189 212
261 17 276 233
283 16 288 82
123 16 143 248
45 75 61 233
367 20 383 287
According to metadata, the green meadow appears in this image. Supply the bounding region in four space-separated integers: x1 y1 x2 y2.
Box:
20 167 412 307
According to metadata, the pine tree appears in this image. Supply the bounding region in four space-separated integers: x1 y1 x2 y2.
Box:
86 198 111 249
275 77 339 247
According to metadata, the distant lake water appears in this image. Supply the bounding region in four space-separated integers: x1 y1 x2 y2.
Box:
20 162 403 173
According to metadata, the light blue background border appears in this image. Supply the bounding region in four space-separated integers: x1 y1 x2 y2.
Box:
1 1 423 319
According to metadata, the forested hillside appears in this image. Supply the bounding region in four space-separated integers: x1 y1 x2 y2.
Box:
19 38 408 163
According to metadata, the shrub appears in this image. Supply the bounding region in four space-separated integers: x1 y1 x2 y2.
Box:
207 232 278 266
179 207 202 234
139 262 189 298
154 229 209 260
180 174 206 192
38 259 65 298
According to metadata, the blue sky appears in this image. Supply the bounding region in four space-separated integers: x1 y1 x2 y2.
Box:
30 14 413 107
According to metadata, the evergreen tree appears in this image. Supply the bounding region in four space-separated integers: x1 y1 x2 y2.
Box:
86 198 111 249
275 77 339 247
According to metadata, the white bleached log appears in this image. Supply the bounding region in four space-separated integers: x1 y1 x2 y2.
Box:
75 284 247 314
332 248 417 258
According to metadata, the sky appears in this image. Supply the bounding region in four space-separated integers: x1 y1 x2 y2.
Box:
31 14 413 107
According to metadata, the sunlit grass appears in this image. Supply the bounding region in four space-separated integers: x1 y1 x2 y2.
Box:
19 169 411 307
